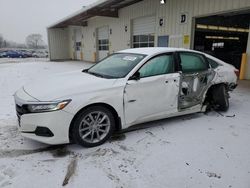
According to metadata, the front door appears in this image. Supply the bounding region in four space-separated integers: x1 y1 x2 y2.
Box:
74 29 82 60
76 41 82 60
76 29 82 60
97 26 109 61
124 53 180 126
178 52 215 109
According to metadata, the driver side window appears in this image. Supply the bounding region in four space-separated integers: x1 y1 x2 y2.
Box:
139 54 174 78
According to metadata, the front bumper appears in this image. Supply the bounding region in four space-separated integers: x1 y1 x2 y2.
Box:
18 110 74 145
14 88 74 145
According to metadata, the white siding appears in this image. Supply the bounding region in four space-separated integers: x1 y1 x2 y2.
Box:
75 16 124 62
51 0 250 62
48 28 70 60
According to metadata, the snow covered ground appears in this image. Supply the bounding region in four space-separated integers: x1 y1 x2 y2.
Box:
0 58 250 188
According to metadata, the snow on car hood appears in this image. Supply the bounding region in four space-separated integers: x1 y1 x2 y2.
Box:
23 71 117 101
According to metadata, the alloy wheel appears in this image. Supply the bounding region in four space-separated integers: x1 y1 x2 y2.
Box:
78 111 111 143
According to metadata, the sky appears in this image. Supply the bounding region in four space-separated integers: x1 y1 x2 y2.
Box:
0 0 98 44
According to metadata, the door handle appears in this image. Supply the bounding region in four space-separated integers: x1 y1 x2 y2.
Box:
128 99 136 103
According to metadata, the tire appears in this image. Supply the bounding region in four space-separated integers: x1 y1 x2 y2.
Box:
212 84 229 111
71 106 115 147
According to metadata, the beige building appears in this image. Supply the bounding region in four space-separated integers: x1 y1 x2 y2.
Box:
48 0 250 79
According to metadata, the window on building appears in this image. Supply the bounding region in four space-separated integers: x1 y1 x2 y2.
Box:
139 54 174 77
179 52 208 73
133 34 154 48
75 42 81 51
98 39 109 51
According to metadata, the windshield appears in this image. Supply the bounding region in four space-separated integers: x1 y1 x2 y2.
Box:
87 53 146 78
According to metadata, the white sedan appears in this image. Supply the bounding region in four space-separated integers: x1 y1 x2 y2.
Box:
14 48 238 147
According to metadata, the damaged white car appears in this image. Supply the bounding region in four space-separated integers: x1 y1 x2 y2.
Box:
14 48 238 147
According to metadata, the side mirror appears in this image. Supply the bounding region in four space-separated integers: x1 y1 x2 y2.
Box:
82 69 89 72
129 72 140 80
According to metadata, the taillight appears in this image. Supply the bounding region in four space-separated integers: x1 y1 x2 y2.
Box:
234 69 239 77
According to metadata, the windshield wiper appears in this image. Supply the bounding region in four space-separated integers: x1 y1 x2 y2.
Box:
85 70 104 78
82 69 118 79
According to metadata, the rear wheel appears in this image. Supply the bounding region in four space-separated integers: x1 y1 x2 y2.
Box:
212 84 229 111
72 106 115 147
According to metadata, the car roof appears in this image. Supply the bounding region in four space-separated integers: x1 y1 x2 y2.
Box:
118 47 233 68
118 47 197 56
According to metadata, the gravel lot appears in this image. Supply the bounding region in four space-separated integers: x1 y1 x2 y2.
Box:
0 59 250 188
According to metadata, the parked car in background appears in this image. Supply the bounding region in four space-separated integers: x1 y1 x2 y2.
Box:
14 47 238 147
3 50 27 58
0 49 50 58
18 50 32 58
32 51 49 58
0 51 7 58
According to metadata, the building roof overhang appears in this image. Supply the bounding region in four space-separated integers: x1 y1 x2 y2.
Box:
48 0 143 29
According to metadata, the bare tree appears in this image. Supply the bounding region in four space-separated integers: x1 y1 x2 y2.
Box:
0 34 3 48
26 34 44 49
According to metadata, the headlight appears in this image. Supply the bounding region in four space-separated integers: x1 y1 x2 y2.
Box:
24 100 71 113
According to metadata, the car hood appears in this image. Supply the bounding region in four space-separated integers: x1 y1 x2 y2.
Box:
23 71 117 101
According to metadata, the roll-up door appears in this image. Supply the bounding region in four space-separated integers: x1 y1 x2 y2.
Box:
132 16 156 48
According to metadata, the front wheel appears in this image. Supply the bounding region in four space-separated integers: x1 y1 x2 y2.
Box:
72 106 115 147
212 84 229 111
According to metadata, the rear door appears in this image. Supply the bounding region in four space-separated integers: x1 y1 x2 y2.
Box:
177 52 215 109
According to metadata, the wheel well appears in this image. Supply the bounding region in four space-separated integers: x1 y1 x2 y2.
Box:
204 83 228 104
68 103 122 143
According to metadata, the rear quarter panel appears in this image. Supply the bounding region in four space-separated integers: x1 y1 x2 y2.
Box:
205 54 237 85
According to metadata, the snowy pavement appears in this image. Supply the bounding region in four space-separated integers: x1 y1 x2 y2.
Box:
0 59 250 188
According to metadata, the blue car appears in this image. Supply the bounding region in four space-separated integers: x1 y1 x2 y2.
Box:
4 51 27 58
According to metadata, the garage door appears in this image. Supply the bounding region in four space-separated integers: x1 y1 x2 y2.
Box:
97 26 109 61
194 12 250 70
132 16 156 48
